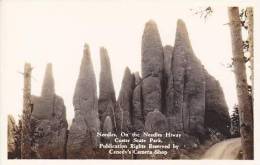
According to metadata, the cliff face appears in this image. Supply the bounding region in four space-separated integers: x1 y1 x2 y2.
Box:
67 44 100 159
30 63 68 159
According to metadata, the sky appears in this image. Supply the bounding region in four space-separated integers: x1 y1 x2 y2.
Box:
0 1 239 123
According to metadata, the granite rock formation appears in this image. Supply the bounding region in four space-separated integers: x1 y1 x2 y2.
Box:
140 110 169 159
205 73 231 136
9 19 232 159
98 47 116 132
115 19 229 144
132 72 145 133
67 44 100 159
41 63 55 97
102 116 113 143
163 45 173 80
141 20 164 117
166 20 206 137
144 109 168 133
30 63 68 159
115 67 134 133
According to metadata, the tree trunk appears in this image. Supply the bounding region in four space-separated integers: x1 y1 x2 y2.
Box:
246 7 254 97
21 63 32 159
228 7 254 159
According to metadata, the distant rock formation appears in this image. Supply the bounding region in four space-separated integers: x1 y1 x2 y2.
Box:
31 63 68 159
98 47 116 132
141 20 164 117
41 63 55 97
67 44 100 159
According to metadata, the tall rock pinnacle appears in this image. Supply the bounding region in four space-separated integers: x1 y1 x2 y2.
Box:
166 19 205 136
98 47 116 132
41 63 55 97
67 44 100 159
141 20 164 78
115 67 134 133
141 20 164 117
175 19 193 50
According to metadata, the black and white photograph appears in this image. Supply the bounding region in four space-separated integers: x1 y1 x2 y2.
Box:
0 0 259 164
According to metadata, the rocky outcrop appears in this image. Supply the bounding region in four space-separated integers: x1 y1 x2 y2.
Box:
139 110 169 159
8 115 18 159
67 44 100 158
205 73 231 136
98 47 116 132
166 20 205 137
115 67 134 133
30 63 68 159
141 20 164 117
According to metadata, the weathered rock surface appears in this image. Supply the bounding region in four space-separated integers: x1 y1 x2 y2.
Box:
144 109 168 133
141 20 164 117
132 72 145 133
30 63 68 159
166 20 205 137
163 45 173 81
98 47 116 132
67 44 100 159
8 115 18 159
162 45 173 115
102 116 113 143
138 110 169 159
115 67 134 133
205 72 231 136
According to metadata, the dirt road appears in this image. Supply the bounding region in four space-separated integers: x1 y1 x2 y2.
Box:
201 138 241 159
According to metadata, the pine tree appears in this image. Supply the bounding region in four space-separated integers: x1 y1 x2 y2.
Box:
230 105 240 137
